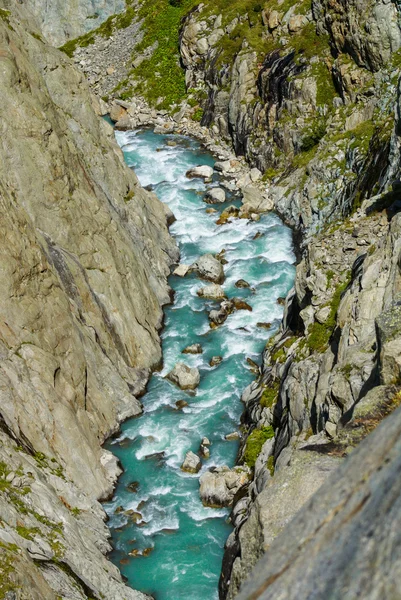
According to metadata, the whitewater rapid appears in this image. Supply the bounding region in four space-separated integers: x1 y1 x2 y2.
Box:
105 130 295 599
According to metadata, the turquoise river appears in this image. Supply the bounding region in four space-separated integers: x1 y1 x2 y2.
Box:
105 130 295 600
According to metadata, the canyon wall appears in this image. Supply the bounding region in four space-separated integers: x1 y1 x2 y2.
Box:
3 0 401 598
22 0 126 46
0 0 178 596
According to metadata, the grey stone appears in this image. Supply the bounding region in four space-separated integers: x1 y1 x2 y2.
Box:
167 363 200 390
192 254 225 283
181 451 201 473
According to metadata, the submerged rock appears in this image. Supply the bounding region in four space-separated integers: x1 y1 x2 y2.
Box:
182 343 203 354
126 481 140 493
257 322 272 329
191 254 225 283
167 362 200 390
181 451 201 473
235 279 250 288
175 399 189 410
199 466 251 507
186 165 214 179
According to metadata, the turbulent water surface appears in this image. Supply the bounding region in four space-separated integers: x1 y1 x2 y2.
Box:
105 130 295 600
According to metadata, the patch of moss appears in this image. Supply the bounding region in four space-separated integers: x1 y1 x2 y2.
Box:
192 107 204 122
307 274 351 352
266 455 275 477
260 381 280 408
326 269 335 287
15 525 41 541
271 336 297 364
0 541 20 598
244 426 274 469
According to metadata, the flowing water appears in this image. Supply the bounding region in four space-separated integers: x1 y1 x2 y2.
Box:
105 130 295 600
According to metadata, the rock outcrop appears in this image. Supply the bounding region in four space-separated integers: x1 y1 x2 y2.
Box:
0 1 177 597
24 0 126 46
199 466 251 508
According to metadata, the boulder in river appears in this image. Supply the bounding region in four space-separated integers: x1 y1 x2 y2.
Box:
210 356 223 367
239 185 273 214
191 254 224 283
175 399 189 410
173 264 190 277
200 444 210 459
209 299 236 326
167 362 200 390
186 165 214 180
235 279 250 289
225 432 240 441
127 481 140 493
181 451 201 473
217 205 239 225
204 187 226 204
197 284 226 300
199 466 251 507
257 322 272 329
182 343 203 354
233 298 253 311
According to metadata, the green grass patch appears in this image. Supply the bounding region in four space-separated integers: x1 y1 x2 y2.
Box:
266 455 275 476
129 0 198 108
244 426 274 468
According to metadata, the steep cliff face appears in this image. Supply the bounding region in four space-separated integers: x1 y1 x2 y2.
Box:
23 0 127 46
0 1 178 596
179 0 401 237
203 2 401 597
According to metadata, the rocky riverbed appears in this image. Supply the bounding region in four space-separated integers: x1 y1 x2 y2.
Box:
103 129 295 600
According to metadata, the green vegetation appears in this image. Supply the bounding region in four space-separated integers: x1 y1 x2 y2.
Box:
271 336 297 364
300 119 327 151
128 0 197 108
266 455 275 477
30 31 43 42
0 541 19 598
33 451 65 479
260 381 280 408
192 108 204 122
341 363 353 379
244 426 274 468
0 8 10 23
326 269 335 287
16 525 41 541
307 275 351 352
124 190 135 202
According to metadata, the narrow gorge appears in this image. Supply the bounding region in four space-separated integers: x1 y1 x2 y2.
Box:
1 0 401 599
